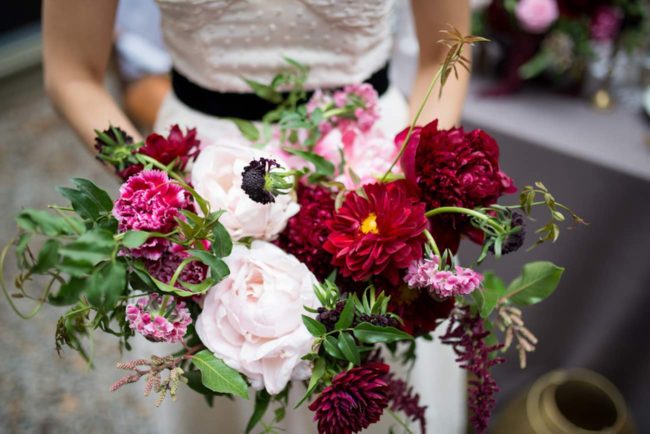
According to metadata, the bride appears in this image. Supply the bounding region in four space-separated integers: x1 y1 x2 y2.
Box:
42 1 471 432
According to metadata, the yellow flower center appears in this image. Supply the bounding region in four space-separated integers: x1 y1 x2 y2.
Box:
360 213 379 234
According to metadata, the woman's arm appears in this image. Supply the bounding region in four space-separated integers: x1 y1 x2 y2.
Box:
42 0 142 148
409 0 471 128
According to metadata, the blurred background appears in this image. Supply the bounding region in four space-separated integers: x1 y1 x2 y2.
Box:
0 1 649 433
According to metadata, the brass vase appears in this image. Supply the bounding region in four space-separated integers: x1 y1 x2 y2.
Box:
490 369 635 434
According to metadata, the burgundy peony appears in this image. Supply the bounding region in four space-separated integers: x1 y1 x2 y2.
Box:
396 120 516 252
309 363 390 434
113 170 193 260
276 183 336 280
140 124 201 171
323 180 428 284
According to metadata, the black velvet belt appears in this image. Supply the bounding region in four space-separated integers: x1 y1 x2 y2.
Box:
171 63 390 121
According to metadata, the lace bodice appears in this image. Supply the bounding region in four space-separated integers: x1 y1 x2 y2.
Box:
156 0 396 92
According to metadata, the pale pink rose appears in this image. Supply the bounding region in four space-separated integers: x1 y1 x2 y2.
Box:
196 241 319 394
191 144 299 241
312 127 399 189
515 0 559 34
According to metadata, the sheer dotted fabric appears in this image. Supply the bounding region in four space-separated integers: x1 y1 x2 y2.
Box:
156 0 396 91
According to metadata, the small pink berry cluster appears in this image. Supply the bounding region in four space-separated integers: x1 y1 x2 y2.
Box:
405 257 483 298
126 294 192 343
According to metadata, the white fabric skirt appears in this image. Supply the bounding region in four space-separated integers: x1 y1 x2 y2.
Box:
145 86 466 434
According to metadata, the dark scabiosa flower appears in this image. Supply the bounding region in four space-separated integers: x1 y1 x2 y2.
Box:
440 307 505 434
490 211 526 255
275 183 335 280
94 126 134 153
309 363 390 434
385 283 455 336
241 158 294 204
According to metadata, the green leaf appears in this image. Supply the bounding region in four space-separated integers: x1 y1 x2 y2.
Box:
505 261 565 306
334 297 355 330
243 78 283 104
192 350 249 398
87 261 126 309
473 272 507 318
150 274 196 298
283 148 335 177
31 239 61 274
302 315 326 337
121 231 152 249
58 187 101 221
228 118 260 142
72 178 113 213
48 277 86 306
246 390 271 434
352 322 413 344
16 209 83 236
337 332 360 365
295 357 325 408
212 221 233 258
323 335 345 360
59 229 115 265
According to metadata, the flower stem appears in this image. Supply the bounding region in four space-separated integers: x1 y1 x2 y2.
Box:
381 65 444 181
423 229 441 259
425 206 506 233
387 409 415 434
168 257 194 288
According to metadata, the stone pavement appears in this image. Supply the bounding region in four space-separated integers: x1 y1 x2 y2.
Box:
0 67 157 434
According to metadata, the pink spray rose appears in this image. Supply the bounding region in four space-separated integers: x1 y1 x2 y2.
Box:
196 241 320 394
191 144 299 241
515 0 560 34
113 170 192 260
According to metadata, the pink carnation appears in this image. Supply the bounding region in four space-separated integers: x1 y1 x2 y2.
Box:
126 293 192 343
515 0 559 34
405 258 483 298
113 170 192 260
332 83 380 132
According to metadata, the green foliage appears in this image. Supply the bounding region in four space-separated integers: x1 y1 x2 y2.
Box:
192 350 249 399
352 322 413 344
246 390 272 433
472 272 506 318
505 261 564 306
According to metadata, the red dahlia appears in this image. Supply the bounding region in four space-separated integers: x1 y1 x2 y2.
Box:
323 180 427 284
309 363 390 434
141 124 201 171
275 183 336 280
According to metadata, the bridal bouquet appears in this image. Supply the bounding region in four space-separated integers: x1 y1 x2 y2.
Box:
2 31 584 434
474 0 648 93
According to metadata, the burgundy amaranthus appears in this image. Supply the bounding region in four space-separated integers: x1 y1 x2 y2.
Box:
386 376 427 433
309 363 390 434
440 306 505 434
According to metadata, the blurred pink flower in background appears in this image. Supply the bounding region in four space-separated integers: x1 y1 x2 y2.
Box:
515 0 559 33
590 6 622 42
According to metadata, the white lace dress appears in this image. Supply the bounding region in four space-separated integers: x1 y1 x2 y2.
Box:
149 1 465 432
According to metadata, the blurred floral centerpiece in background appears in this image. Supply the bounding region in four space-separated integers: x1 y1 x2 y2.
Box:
473 0 649 95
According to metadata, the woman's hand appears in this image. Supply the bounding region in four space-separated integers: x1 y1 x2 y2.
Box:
43 0 142 148
410 0 471 128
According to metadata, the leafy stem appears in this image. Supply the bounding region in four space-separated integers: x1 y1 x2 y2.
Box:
425 206 506 233
423 229 442 259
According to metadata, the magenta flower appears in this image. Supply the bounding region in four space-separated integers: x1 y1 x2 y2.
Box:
113 170 192 260
309 363 390 434
590 7 622 42
126 294 192 343
145 244 208 289
332 83 380 132
405 257 483 298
